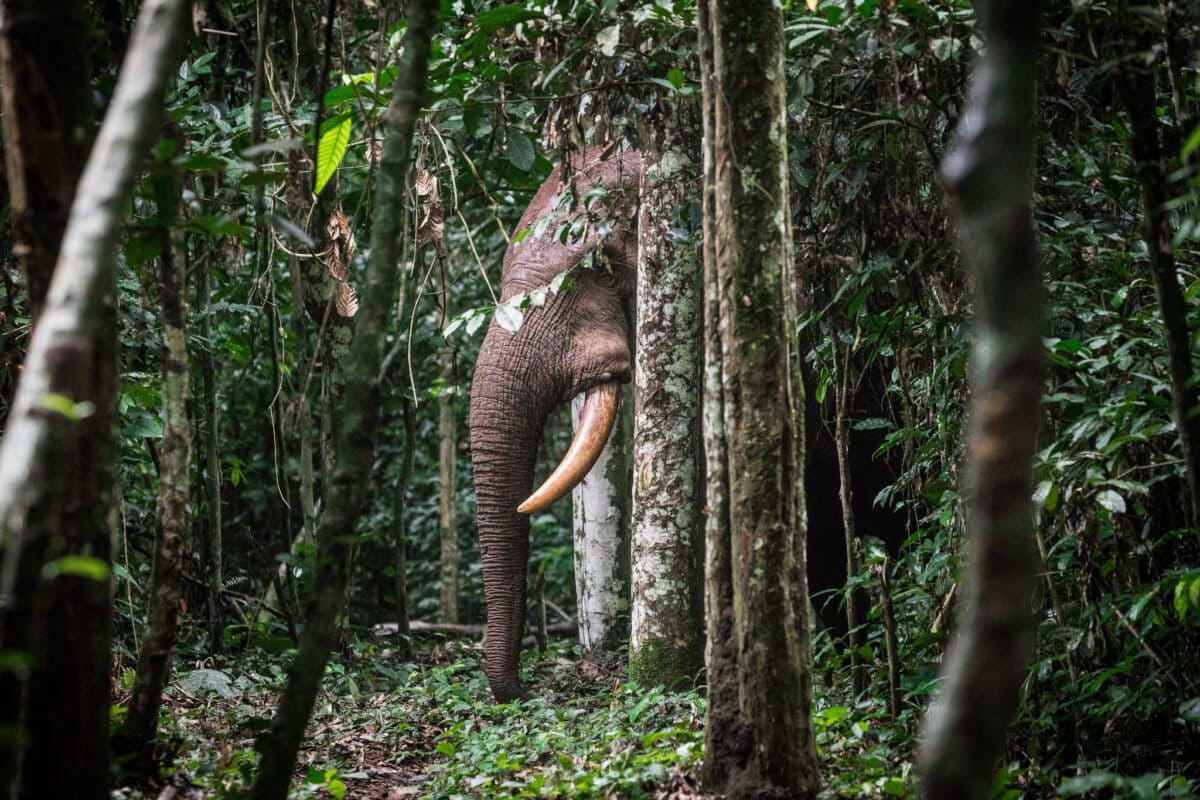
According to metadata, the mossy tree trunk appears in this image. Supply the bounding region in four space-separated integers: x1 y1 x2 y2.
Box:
248 2 438 796
115 146 192 772
438 276 459 624
571 387 632 653
0 2 190 797
917 0 1043 797
699 0 820 796
628 102 704 688
1111 12 1200 528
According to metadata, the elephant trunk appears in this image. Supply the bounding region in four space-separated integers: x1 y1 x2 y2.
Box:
469 348 553 701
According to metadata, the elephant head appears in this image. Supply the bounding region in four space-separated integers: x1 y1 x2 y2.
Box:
469 147 641 701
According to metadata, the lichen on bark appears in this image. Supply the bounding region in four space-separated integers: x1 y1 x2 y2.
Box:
629 103 704 688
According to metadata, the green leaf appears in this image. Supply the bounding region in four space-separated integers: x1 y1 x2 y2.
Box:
1096 489 1126 514
39 392 95 421
476 5 543 35
315 112 353 196
506 129 536 172
1183 123 1200 161
324 84 361 108
43 556 110 582
495 301 525 332
667 68 685 90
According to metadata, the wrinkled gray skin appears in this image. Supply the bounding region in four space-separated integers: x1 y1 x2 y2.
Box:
470 148 641 701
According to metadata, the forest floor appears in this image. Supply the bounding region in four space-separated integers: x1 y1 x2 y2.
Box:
111 635 746 800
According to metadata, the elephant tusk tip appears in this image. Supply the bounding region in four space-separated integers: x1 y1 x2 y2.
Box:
513 382 620 515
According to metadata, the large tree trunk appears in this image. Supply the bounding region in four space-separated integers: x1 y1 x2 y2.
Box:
699 0 820 796
115 154 192 771
0 0 92 782
628 104 704 688
1112 15 1200 528
571 387 631 654
0 2 190 798
917 0 1043 796
248 3 438 796
0 0 93 323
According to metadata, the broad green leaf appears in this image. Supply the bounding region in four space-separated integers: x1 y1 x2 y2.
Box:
315 112 353 196
43 556 110 582
39 392 95 421
476 5 543 35
495 301 525 332
506 128 535 172
1096 488 1126 514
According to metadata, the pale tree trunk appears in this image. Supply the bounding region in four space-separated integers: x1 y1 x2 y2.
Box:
116 158 192 772
249 2 438 796
917 0 1043 796
628 106 703 687
438 270 459 622
0 3 190 798
699 0 820 795
571 387 631 653
698 1 739 783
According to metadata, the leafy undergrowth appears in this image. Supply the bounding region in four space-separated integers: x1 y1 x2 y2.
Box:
111 636 713 799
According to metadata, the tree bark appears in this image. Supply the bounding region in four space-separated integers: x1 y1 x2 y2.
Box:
438 335 459 622
115 153 192 771
248 3 438 796
0 0 92 782
697 2 741 787
392 396 416 657
700 0 821 796
571 388 632 653
834 352 864 694
1112 15 1200 528
0 3 190 798
629 103 704 688
917 0 1043 796
197 240 225 651
0 0 93 323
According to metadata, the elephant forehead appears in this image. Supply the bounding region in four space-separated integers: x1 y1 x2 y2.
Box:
500 150 640 298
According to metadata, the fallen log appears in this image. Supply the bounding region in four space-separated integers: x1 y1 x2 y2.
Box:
373 620 576 638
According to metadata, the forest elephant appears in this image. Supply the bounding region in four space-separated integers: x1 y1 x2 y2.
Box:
467 146 909 701
469 147 642 702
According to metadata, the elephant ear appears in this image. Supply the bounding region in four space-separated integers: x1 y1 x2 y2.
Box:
518 382 619 513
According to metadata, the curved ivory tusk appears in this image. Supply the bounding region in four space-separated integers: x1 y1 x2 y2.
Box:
517 382 619 514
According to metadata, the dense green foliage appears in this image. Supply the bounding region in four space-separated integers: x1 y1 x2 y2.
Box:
1 0 1198 796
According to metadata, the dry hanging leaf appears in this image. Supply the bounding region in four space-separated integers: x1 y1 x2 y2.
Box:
366 138 383 166
414 170 436 196
322 209 356 281
417 203 444 247
335 282 359 318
